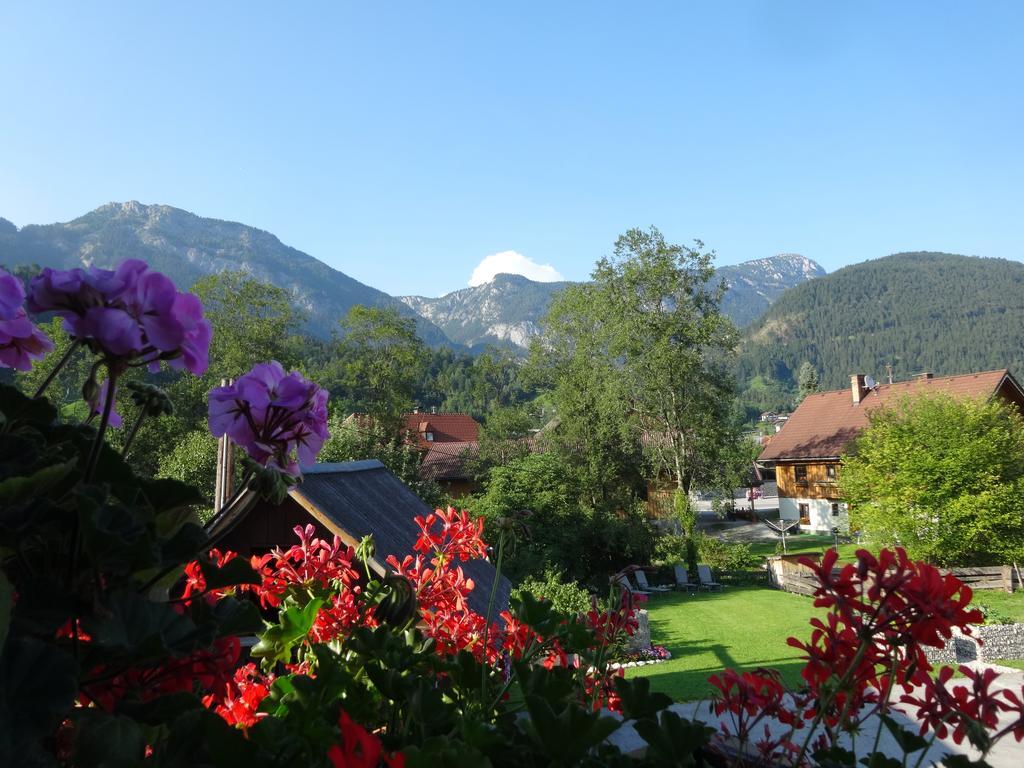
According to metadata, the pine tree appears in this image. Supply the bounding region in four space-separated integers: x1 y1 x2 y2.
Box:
797 361 819 401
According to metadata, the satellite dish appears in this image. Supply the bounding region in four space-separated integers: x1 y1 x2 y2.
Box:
864 375 877 388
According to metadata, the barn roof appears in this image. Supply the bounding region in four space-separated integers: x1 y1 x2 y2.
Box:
207 460 510 616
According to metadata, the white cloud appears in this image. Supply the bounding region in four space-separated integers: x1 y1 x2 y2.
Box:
469 250 564 287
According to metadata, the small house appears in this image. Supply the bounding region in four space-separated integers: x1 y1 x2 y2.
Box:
757 370 1024 533
205 459 510 616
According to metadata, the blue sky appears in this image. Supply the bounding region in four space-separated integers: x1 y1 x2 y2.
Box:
1 2 1022 297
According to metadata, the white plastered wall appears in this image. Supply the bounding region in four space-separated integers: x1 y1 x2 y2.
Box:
779 497 849 533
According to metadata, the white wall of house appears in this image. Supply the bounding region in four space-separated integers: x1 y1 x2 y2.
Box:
779 497 849 533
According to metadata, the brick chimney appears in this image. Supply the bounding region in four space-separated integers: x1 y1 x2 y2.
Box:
851 374 868 405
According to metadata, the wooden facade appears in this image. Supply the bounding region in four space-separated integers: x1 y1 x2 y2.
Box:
774 461 841 501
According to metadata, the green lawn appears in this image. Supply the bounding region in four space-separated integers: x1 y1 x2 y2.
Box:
626 584 1024 703
626 588 823 701
745 533 863 563
972 590 1024 624
994 659 1024 671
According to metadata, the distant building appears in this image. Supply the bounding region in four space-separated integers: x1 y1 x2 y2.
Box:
402 411 483 498
757 370 1024 533
402 410 481 447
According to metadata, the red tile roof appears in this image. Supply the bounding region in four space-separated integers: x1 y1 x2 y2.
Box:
402 412 481 447
420 441 479 480
758 369 1023 462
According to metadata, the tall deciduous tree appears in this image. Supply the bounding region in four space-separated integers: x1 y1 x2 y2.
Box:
537 227 739 515
193 270 305 378
330 305 428 428
840 393 1024 565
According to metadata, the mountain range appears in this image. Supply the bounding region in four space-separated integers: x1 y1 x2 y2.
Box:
401 252 825 350
0 202 822 350
0 202 451 345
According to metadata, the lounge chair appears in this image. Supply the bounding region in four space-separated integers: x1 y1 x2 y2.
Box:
634 569 672 593
697 564 724 591
614 573 651 597
673 565 698 592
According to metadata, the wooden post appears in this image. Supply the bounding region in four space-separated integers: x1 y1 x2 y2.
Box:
213 378 235 514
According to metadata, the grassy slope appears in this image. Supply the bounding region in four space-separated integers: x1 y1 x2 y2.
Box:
625 588 823 701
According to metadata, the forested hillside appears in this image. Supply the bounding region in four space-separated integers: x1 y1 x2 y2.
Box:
737 252 1024 392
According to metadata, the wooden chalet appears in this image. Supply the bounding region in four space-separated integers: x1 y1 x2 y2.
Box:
758 369 1024 533
205 459 511 616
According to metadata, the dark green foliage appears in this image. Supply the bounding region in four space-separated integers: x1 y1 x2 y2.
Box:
0 383 262 766
469 452 654 585
738 252 1024 390
326 305 429 427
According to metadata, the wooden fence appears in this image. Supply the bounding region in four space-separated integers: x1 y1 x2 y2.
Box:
767 556 1022 596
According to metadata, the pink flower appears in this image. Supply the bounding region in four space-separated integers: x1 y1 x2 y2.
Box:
0 268 53 371
208 361 329 475
26 261 210 375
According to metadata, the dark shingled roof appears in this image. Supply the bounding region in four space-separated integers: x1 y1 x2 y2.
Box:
759 369 1024 462
210 460 510 617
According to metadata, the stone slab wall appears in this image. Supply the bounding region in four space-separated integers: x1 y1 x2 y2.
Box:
924 624 1024 664
627 609 651 652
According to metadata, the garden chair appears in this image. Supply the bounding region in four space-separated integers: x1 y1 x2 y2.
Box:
673 565 699 593
633 569 672 593
614 573 651 597
697 564 724 591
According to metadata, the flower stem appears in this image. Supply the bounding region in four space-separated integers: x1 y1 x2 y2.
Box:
121 408 147 458
479 529 506 703
84 371 118 482
33 338 83 398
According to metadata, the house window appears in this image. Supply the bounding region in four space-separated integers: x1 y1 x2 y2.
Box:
425 432 434 441
825 464 837 482
798 503 810 524
831 503 840 517
794 465 808 485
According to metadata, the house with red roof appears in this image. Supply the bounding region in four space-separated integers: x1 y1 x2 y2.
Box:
402 410 482 498
757 370 1024 533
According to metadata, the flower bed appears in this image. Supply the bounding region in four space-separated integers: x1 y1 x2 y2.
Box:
611 645 673 669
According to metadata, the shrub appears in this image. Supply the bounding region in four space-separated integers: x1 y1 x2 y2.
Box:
694 533 761 571
512 568 593 618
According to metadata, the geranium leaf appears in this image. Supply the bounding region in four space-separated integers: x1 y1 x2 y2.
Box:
199 557 261 590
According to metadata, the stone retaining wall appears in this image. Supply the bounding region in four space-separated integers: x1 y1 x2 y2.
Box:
925 623 1024 664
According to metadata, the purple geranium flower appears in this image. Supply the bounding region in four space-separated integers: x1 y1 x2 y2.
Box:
0 268 54 371
0 309 54 371
0 268 27 320
26 260 211 375
208 361 329 475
